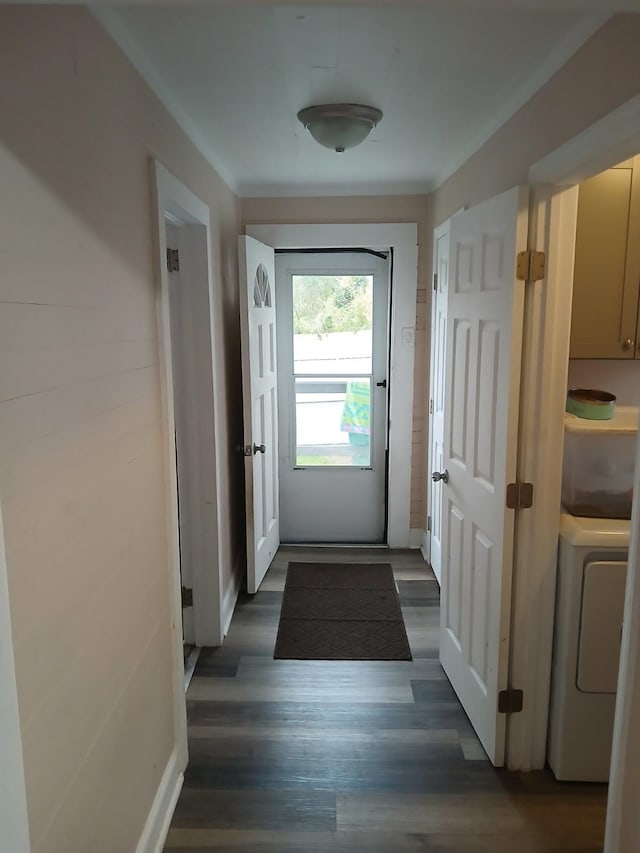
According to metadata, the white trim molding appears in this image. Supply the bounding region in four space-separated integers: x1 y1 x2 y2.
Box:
151 159 227 782
506 183 578 771
420 530 431 569
409 528 424 549
135 748 184 853
506 92 640 804
246 222 418 548
222 546 245 637
0 506 31 853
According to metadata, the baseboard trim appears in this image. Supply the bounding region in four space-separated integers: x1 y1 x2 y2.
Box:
222 550 244 637
136 747 183 853
420 530 429 563
409 528 424 549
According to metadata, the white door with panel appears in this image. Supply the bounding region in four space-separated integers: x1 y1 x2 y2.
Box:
239 236 280 593
438 186 529 766
275 251 390 543
428 223 450 585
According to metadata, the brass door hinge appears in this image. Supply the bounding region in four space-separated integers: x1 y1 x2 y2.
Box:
516 250 545 282
506 482 534 509
427 515 432 533
498 688 524 714
181 586 193 608
167 247 180 272
433 272 438 291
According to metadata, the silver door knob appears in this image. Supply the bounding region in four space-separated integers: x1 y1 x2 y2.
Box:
253 443 266 454
432 469 449 484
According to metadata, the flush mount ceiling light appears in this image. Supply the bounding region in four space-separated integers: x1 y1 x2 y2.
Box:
297 103 383 153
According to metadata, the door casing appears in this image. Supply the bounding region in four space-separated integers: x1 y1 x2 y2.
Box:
152 160 226 776
246 223 418 548
505 93 640 817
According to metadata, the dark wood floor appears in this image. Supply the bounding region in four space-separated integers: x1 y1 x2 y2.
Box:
164 547 607 852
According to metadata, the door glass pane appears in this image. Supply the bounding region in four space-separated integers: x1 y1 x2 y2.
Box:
292 275 373 374
295 377 371 467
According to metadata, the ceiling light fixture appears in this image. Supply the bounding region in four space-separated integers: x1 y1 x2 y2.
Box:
297 103 382 153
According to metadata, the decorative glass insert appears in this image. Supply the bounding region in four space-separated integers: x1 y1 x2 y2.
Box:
253 263 272 308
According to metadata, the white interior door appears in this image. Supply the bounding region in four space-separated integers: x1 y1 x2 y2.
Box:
275 251 390 543
439 186 529 766
428 224 450 585
239 236 280 593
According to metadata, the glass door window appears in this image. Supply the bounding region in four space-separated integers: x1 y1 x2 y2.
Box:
291 274 374 467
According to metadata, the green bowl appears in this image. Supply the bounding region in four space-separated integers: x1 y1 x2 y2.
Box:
566 388 616 420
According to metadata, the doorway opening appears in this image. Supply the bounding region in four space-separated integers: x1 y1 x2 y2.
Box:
424 100 640 793
545 155 640 787
275 249 391 544
153 161 226 770
245 222 418 551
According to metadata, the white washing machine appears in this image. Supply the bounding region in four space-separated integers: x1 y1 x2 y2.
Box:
547 513 629 782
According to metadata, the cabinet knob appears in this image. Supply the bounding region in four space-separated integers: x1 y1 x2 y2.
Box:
622 338 634 351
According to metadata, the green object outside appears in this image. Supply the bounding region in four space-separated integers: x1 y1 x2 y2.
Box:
341 381 371 465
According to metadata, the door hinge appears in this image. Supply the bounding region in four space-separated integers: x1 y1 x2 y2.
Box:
498 688 524 714
167 247 180 272
181 586 193 608
506 482 534 509
433 271 438 291
427 515 432 533
516 250 545 282
429 398 434 415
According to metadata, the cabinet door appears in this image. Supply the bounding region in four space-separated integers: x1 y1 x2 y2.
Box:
570 160 640 359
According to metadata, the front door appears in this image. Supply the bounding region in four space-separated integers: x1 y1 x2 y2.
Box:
438 186 529 766
275 251 390 543
238 236 280 593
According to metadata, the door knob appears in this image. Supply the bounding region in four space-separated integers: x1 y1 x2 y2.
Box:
622 338 635 351
253 443 266 454
432 469 449 484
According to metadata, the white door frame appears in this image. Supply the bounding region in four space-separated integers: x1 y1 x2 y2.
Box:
0 506 31 853
275 250 390 544
506 94 640 824
151 160 225 765
246 223 418 548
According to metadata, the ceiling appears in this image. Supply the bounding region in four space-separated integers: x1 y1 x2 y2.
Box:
96 4 618 197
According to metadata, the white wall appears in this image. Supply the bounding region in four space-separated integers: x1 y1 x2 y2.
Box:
432 14 640 226
0 7 241 851
567 360 640 406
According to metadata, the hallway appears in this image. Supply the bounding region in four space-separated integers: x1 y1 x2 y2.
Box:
164 548 607 852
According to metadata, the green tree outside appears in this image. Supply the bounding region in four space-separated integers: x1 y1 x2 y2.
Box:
292 275 372 336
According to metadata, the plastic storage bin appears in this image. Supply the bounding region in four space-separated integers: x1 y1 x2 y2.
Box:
562 406 638 519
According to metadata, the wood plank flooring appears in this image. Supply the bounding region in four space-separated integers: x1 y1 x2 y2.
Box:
164 547 607 852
